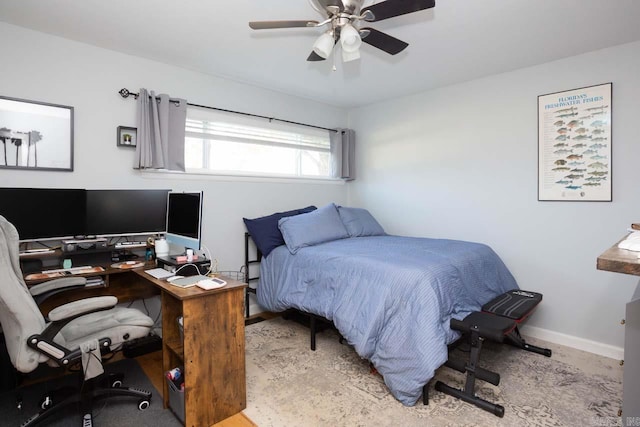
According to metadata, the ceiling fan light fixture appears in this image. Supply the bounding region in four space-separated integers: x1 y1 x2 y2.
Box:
313 31 335 59
342 47 361 62
340 23 361 53
249 0 436 63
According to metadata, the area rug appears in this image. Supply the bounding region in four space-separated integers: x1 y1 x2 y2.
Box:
0 358 181 427
244 317 623 427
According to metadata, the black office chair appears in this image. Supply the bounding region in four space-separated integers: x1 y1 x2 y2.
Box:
0 215 154 426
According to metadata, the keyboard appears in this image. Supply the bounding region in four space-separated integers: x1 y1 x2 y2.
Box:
115 241 147 249
145 268 174 280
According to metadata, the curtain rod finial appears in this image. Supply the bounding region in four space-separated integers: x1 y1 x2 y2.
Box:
119 88 138 99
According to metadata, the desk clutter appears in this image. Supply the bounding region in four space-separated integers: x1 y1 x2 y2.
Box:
25 266 105 280
166 366 186 423
85 276 105 287
111 261 145 269
618 230 640 252
165 275 227 289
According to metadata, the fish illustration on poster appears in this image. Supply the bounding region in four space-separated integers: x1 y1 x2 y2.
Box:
538 83 612 201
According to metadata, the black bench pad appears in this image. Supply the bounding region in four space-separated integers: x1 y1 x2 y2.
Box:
451 312 516 343
482 290 542 320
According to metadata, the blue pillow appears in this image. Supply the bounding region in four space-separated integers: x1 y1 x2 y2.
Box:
278 203 349 254
243 206 316 257
338 207 385 237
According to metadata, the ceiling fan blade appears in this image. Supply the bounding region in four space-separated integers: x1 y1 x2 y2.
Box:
249 20 319 30
307 51 327 61
360 27 409 55
362 0 435 22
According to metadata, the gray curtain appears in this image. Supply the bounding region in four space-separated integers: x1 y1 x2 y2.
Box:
134 88 187 171
330 128 355 181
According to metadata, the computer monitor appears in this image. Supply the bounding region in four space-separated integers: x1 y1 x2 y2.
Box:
0 187 87 242
85 189 169 237
165 191 203 252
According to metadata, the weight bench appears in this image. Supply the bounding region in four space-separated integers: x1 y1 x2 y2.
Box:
431 290 552 417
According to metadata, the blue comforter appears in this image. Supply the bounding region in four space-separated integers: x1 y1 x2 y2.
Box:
257 235 518 406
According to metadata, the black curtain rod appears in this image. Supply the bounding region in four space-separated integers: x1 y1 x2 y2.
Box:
118 88 339 133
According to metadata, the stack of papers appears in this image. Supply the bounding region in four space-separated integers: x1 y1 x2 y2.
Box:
618 232 640 251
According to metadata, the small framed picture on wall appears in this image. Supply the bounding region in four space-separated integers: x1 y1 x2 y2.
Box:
117 126 137 147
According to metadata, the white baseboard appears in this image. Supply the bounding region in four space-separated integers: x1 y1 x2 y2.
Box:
520 325 624 361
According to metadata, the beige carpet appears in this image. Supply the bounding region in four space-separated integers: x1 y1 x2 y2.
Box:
244 317 623 427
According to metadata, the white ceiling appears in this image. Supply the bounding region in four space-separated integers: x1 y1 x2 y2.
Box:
2 0 640 108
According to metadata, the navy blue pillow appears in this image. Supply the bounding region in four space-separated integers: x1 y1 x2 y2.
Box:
243 206 316 257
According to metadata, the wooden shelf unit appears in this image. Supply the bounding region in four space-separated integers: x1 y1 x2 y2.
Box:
149 274 247 426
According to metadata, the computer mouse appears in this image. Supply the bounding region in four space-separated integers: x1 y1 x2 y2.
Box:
166 275 184 282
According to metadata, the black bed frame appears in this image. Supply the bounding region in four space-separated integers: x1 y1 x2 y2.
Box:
243 232 338 350
243 232 261 319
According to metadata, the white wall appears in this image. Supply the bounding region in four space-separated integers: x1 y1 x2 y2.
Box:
348 40 640 357
0 22 348 294
4 21 638 355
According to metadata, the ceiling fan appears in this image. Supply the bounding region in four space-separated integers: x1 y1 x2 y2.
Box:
249 0 436 63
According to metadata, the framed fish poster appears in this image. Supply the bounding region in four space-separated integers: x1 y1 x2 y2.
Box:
538 83 612 201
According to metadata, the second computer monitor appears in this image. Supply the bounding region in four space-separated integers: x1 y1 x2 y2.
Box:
165 191 203 251
86 189 169 237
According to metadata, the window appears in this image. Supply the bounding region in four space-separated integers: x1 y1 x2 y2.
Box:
184 106 334 179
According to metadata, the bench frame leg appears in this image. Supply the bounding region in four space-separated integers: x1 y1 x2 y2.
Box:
435 330 505 418
506 326 552 357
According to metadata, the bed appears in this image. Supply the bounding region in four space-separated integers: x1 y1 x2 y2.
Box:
243 203 518 406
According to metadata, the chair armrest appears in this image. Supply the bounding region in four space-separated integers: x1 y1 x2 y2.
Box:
29 277 87 296
29 296 117 366
48 296 117 322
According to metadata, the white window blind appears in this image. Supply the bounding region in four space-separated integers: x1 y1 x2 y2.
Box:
184 106 333 178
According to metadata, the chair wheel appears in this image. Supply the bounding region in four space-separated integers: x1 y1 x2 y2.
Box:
39 396 52 410
138 399 150 410
111 380 122 388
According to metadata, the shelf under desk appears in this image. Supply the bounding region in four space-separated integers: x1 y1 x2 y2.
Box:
133 270 248 426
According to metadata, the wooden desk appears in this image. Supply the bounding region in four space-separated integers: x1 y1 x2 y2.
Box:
26 265 247 426
597 240 640 424
28 264 161 315
133 270 247 426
